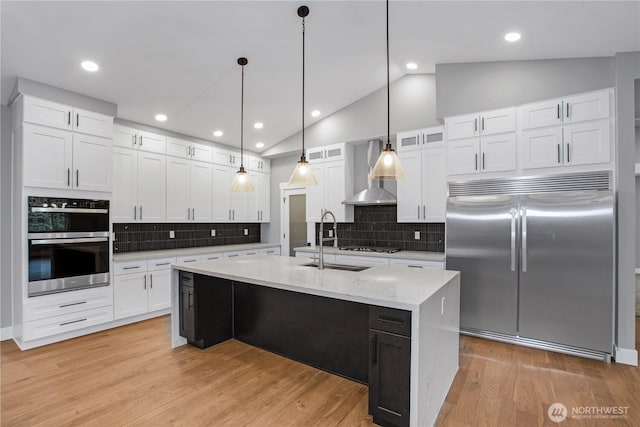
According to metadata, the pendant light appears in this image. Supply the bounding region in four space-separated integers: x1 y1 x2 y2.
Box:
231 57 255 192
288 5 318 186
369 0 405 180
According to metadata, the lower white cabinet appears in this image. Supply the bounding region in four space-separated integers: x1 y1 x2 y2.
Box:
23 306 114 342
335 254 390 266
389 258 444 269
113 258 173 320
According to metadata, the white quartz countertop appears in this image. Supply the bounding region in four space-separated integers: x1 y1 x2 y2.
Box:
294 245 445 262
113 243 280 262
173 255 458 310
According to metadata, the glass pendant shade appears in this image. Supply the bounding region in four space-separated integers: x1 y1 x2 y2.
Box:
230 166 255 192
369 144 406 180
288 155 318 186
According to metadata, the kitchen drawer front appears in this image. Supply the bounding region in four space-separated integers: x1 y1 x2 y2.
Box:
260 247 281 256
147 257 176 271
369 306 412 337
113 260 148 275
203 253 224 261
24 286 113 322
176 255 204 264
335 254 390 265
389 259 444 269
23 306 114 341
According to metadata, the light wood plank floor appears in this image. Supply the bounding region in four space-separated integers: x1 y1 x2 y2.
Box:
1 316 638 426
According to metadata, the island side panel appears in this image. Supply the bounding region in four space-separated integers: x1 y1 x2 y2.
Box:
171 268 187 348
413 274 460 426
233 281 370 384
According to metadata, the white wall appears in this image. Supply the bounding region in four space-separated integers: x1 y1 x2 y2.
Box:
1 105 12 329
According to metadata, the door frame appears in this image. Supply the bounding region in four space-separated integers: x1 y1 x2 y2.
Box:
279 183 307 257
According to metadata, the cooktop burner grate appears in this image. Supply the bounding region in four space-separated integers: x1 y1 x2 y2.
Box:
338 246 401 254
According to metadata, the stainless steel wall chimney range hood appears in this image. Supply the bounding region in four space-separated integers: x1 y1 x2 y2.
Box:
342 139 397 206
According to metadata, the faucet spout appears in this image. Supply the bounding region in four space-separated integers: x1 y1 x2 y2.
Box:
318 210 337 270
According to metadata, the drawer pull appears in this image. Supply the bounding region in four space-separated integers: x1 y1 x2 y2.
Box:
123 266 141 270
183 259 197 263
378 315 404 326
59 301 87 308
155 262 170 266
407 265 423 269
60 318 87 326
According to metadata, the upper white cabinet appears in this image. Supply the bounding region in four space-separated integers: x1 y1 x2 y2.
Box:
247 155 270 173
166 157 213 222
305 143 354 223
520 89 611 130
249 171 270 222
166 136 212 162
397 126 447 222
113 124 166 154
73 108 114 139
447 134 517 176
446 107 516 141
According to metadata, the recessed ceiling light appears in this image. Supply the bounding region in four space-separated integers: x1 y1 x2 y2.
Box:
81 60 99 72
255 142 264 148
155 114 167 122
254 122 264 129
213 130 223 137
504 32 521 42
311 110 320 117
405 62 418 70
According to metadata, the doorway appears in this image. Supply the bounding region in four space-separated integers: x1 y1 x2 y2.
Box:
280 184 307 257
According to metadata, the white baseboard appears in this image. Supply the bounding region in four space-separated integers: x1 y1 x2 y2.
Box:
0 326 12 341
614 347 638 366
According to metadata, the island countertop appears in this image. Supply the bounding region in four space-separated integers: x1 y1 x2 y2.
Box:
172 254 458 310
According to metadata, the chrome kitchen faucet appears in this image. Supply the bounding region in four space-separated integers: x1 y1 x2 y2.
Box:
318 210 337 270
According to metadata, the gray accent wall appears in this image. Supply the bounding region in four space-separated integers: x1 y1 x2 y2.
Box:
265 153 300 245
1 105 12 329
435 57 615 118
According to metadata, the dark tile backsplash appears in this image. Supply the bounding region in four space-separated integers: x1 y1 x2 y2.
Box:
113 223 260 253
315 205 445 252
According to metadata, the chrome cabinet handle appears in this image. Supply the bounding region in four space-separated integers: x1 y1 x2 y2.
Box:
482 152 485 170
187 208 191 220
474 118 478 132
557 104 560 119
67 111 71 125
67 168 71 186
150 273 153 289
31 237 108 245
566 102 569 118
481 117 485 131
60 318 86 326
144 274 147 290
76 169 79 187
134 206 137 220
134 134 138 146
423 205 426 219
475 153 478 170
557 144 561 163
139 206 142 220
521 207 527 273
232 210 235 220
139 135 143 146
192 208 195 220
566 143 570 163
510 208 517 272
123 266 141 270
76 113 79 127
60 301 87 308
417 205 420 219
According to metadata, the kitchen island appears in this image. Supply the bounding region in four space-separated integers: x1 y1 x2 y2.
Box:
171 255 460 427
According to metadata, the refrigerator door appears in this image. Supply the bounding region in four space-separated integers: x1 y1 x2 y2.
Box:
518 191 613 352
446 195 519 334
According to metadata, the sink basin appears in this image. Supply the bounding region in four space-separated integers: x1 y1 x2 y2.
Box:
302 262 371 272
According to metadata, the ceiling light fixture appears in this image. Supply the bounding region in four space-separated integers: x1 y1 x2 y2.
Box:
155 114 167 122
311 110 320 117
288 5 318 186
253 122 263 129
256 142 264 149
213 130 223 137
504 32 521 42
230 57 254 192
405 62 418 70
369 0 405 181
81 60 99 72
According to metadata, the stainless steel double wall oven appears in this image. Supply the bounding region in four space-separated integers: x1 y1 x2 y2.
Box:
28 196 110 297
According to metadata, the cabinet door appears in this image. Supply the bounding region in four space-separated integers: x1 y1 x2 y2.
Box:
114 272 148 319
325 161 348 221
148 269 171 311
137 130 166 154
166 137 191 158
520 98 563 130
520 126 563 170
230 190 251 222
396 151 422 222
251 172 270 222
480 133 517 173
73 108 113 138
190 162 213 221
166 157 190 222
396 130 422 152
212 165 233 221
137 152 166 222
113 125 138 149
480 107 516 136
422 126 444 145
179 283 196 341
422 145 447 222
306 147 325 163
447 138 479 176
72 134 112 192
112 147 138 222
324 143 345 161
23 96 72 130
23 124 73 189
212 148 232 166
191 143 213 163
446 113 479 141
305 163 325 222
564 119 610 166
564 90 610 124
369 330 411 427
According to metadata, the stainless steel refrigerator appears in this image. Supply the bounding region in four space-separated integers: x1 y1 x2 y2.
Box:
446 172 614 360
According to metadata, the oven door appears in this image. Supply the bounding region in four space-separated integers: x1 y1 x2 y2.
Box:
28 233 110 297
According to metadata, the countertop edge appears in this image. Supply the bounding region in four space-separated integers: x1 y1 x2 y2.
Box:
294 246 445 262
113 243 281 262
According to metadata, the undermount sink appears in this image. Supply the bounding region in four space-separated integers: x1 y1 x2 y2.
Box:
301 262 371 272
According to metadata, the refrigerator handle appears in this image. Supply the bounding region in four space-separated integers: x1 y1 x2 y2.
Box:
510 208 517 272
521 207 527 273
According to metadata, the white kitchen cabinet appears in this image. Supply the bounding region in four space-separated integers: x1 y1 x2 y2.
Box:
212 165 234 221
447 134 516 176
519 98 564 130
73 108 113 139
190 161 214 221
166 158 213 222
113 258 173 320
247 155 270 173
305 143 354 223
520 89 611 130
520 126 564 169
113 124 166 154
397 150 422 222
112 147 166 222
260 247 281 256
447 138 481 175
213 147 241 167
23 123 111 192
114 271 148 319
389 258 444 269
166 136 212 162
446 107 516 141
23 96 73 131
335 254 390 266
249 172 270 222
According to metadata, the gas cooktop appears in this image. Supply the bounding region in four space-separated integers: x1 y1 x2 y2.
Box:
338 246 402 254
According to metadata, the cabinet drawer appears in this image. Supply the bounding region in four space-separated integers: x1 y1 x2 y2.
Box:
261 247 281 256
203 253 224 261
369 306 412 337
176 255 203 264
113 260 147 275
24 286 113 322
389 259 444 269
23 306 114 341
147 257 176 271
335 254 390 265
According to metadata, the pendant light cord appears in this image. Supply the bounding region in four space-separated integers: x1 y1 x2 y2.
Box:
301 14 306 158
386 0 391 150
240 63 245 168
